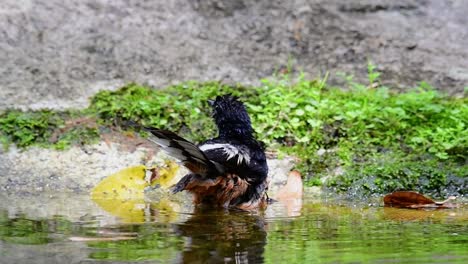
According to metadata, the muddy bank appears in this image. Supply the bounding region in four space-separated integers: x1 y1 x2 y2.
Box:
1 0 467 110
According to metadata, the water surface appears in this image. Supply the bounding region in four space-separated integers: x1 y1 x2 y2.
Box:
0 192 467 263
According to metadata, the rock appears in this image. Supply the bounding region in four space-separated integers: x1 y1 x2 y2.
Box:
0 142 297 195
0 142 168 193
1 0 467 110
266 156 296 194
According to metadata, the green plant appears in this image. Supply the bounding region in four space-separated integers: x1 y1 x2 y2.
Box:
88 75 466 195
367 60 381 88
0 110 101 150
1 68 466 195
53 126 100 150
89 82 257 141
0 110 62 148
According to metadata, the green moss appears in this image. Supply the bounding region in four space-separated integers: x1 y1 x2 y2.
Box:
53 126 100 150
1 68 466 196
0 109 99 150
328 150 467 197
89 81 256 141
0 110 63 148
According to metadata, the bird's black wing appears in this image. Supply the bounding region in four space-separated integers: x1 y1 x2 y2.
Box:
144 128 224 177
198 140 268 182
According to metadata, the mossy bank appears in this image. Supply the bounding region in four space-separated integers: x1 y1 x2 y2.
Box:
1 71 466 198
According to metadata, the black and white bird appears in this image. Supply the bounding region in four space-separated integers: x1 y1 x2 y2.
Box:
144 95 269 209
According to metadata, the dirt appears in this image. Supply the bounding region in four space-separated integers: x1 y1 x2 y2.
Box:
0 0 467 110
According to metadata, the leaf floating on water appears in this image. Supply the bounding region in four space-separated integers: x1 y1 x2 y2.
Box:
91 162 180 200
384 191 434 207
150 160 180 188
90 165 146 223
91 165 148 200
383 191 457 209
90 164 181 222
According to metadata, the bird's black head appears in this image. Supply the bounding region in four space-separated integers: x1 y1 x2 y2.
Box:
208 95 253 139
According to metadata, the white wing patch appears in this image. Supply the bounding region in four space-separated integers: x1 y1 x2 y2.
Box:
199 143 251 165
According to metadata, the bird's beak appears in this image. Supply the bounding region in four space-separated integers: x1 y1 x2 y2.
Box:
207 99 215 106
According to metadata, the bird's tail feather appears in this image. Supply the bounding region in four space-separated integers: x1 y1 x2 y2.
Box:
143 127 224 177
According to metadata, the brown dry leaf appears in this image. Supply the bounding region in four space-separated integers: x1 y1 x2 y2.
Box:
384 191 434 207
383 191 457 209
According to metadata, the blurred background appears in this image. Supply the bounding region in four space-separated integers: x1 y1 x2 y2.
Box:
1 0 467 110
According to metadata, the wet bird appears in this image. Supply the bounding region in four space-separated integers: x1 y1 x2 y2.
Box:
144 95 269 210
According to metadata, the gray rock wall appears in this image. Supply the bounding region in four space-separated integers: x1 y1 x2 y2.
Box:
1 0 467 110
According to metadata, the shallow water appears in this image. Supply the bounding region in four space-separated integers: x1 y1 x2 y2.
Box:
0 191 467 264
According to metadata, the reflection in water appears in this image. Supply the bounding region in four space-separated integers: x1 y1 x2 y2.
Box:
175 208 267 264
382 206 468 222
1 193 468 264
92 196 182 223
